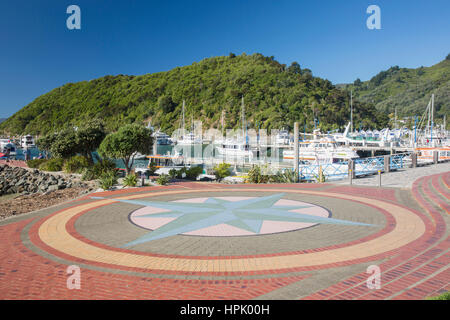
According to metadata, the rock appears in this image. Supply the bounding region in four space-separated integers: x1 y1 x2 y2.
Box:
47 185 59 192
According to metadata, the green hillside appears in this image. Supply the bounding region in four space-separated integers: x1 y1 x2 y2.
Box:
0 53 388 135
341 55 450 119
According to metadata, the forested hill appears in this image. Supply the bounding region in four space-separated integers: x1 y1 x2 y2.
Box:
340 55 450 119
0 53 388 135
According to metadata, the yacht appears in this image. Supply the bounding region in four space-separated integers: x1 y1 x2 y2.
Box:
174 100 202 146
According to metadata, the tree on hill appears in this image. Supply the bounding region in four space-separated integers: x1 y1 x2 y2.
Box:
0 53 395 135
98 124 153 174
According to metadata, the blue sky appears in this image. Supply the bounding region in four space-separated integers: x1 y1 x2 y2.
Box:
0 0 449 118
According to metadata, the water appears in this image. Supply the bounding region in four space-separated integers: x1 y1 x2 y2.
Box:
12 144 285 172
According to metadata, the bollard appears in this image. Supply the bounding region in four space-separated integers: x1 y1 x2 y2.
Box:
384 155 391 173
411 153 417 168
349 169 353 185
141 175 145 187
378 170 381 187
433 151 439 164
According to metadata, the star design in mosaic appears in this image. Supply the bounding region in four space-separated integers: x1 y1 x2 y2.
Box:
91 193 373 247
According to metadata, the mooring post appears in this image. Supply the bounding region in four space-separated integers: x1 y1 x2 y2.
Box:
433 151 439 164
378 170 381 187
294 122 299 183
152 140 157 156
384 155 391 173
411 152 417 168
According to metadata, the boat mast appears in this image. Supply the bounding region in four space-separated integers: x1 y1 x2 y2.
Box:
394 106 397 129
182 100 185 133
350 90 353 133
431 94 434 144
221 109 225 136
241 96 245 141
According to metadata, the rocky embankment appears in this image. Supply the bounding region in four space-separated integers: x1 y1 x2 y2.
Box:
0 164 89 196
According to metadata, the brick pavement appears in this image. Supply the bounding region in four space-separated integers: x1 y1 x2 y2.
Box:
0 172 448 300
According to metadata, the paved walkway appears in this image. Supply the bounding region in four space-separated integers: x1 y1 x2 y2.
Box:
335 162 450 188
0 172 448 300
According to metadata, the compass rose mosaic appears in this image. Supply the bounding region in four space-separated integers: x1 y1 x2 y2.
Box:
92 193 373 247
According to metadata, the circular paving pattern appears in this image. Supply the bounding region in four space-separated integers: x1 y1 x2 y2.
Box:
129 196 331 236
33 187 426 276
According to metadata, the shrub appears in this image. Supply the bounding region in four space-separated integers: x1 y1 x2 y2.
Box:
168 169 178 180
426 291 450 300
213 163 231 181
81 159 116 181
99 170 118 190
269 169 297 183
156 174 170 185
123 174 138 187
246 165 269 184
39 158 64 172
186 166 203 180
176 167 188 179
81 168 96 181
63 155 89 173
27 159 47 169
148 161 158 175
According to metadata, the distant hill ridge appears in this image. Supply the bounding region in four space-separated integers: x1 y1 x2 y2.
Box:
0 53 387 135
341 55 450 119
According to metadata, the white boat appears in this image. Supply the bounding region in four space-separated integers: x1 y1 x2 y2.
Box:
216 138 254 160
176 132 202 145
174 100 202 146
0 139 17 156
283 137 359 164
152 130 173 145
20 134 36 149
275 129 291 145
216 96 254 160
